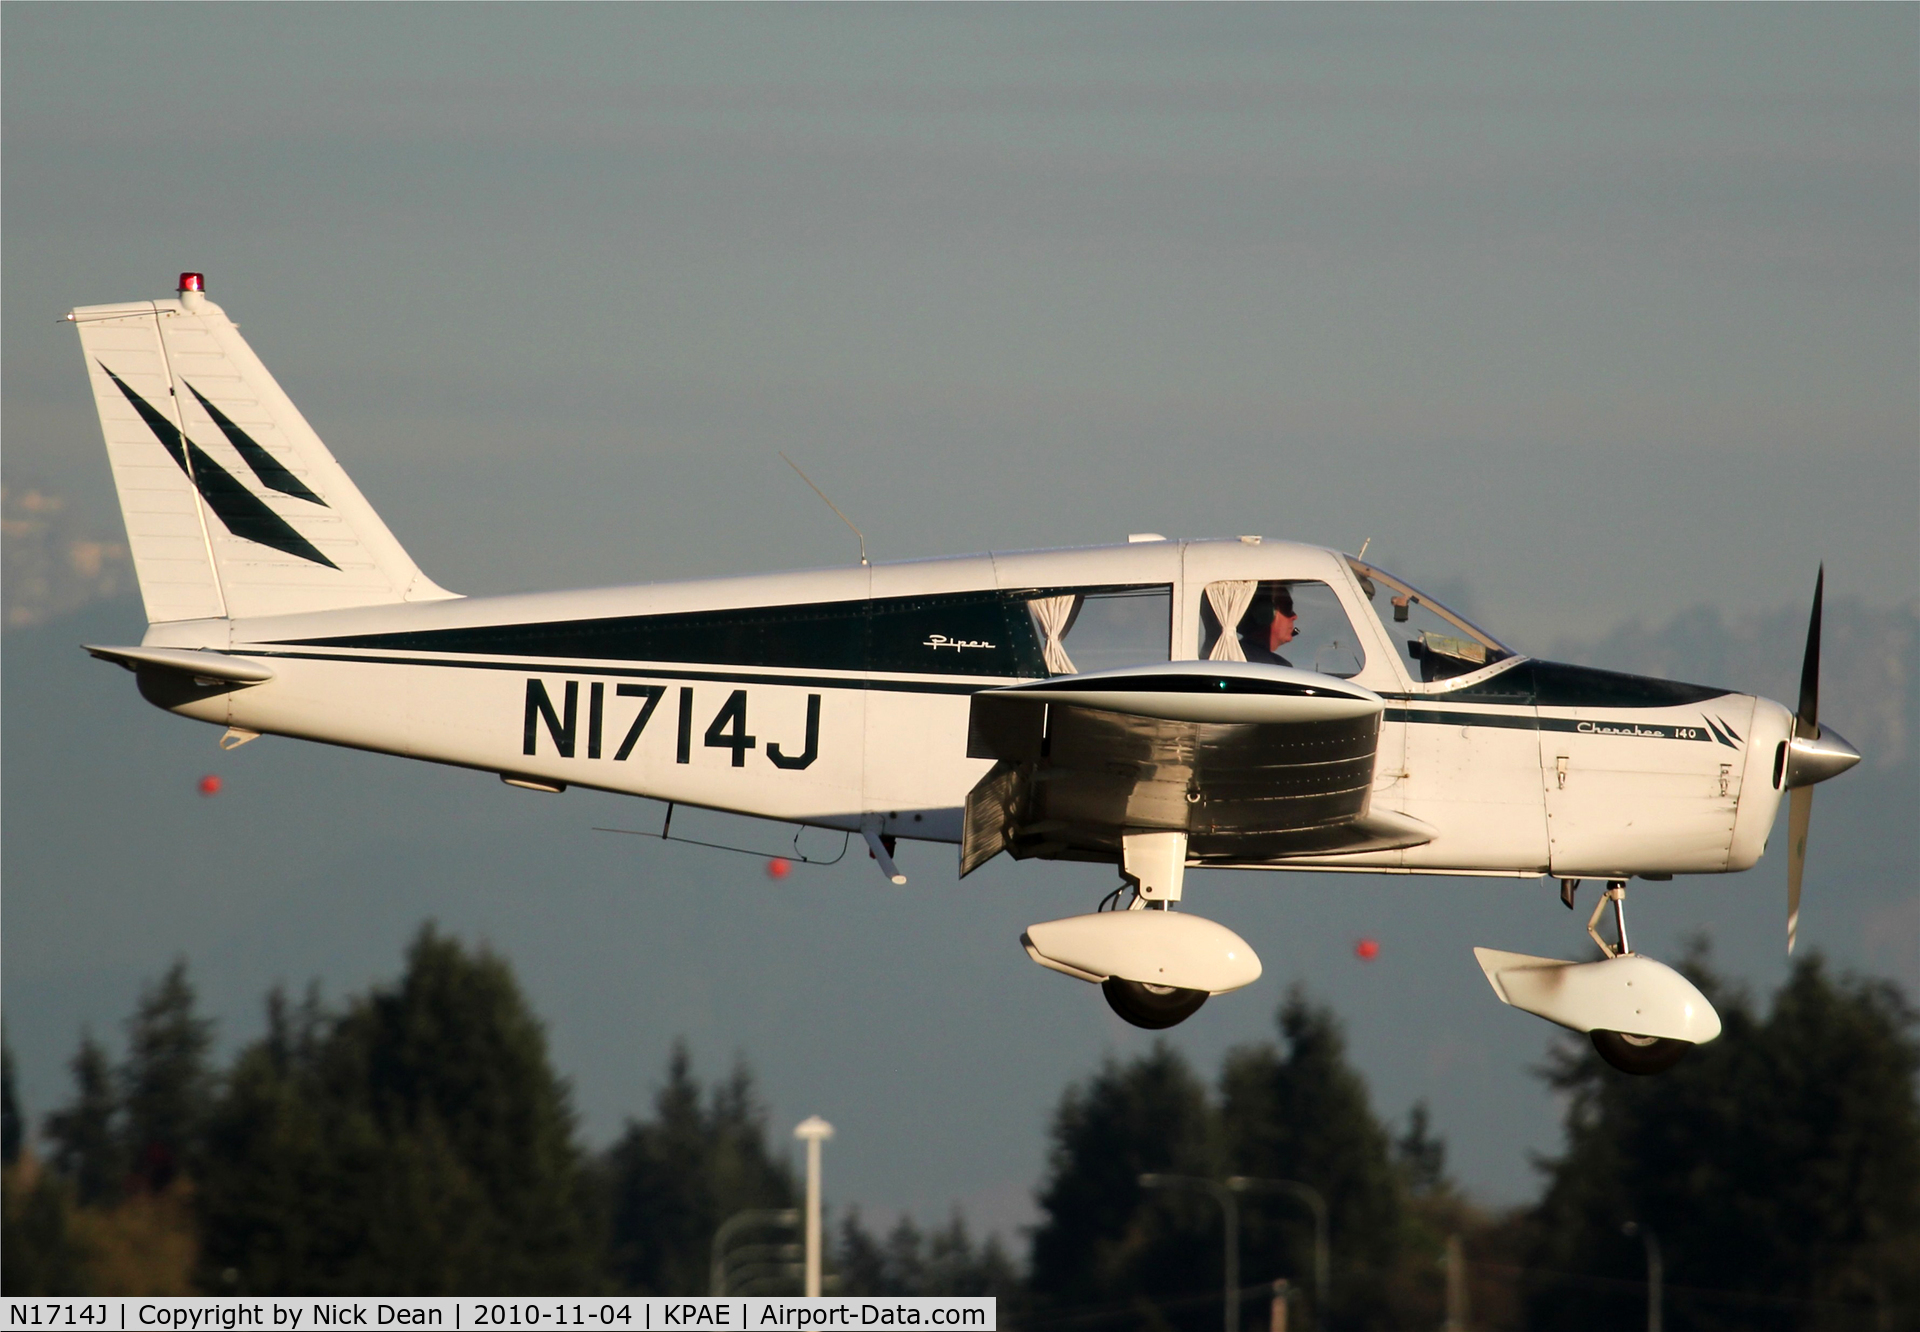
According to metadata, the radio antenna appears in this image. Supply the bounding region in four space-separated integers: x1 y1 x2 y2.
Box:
1356 536 1372 560
780 453 868 566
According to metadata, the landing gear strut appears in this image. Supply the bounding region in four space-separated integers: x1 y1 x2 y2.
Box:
1586 880 1631 958
1578 879 1694 1076
1099 832 1211 1030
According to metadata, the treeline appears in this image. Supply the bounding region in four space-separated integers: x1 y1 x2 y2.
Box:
5 928 1918 1330
1019 951 1920 1331
0 927 1013 1300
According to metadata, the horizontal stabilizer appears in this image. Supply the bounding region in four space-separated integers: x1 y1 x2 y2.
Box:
84 644 273 686
1473 947 1721 1043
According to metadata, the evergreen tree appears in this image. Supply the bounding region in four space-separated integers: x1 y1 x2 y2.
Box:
1027 999 1449 1331
1220 990 1411 1328
197 986 365 1293
120 960 214 1191
836 1209 1021 1299
1 1167 84 1296
1525 951 1920 1331
1027 1043 1220 1328
349 925 592 1289
602 1044 796 1295
3 1031 87 1295
1394 1103 1446 1200
3 1034 22 1166
44 1032 123 1206
197 927 598 1294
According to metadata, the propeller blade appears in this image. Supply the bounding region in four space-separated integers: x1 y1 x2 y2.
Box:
1787 566 1822 955
1787 785 1812 955
1796 566 1823 738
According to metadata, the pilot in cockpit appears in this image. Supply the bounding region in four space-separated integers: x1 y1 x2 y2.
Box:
1240 584 1298 666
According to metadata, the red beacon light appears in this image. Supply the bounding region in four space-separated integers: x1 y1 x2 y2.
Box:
178 272 205 293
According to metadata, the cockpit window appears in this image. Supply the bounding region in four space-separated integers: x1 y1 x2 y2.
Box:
1347 558 1514 684
1197 579 1366 678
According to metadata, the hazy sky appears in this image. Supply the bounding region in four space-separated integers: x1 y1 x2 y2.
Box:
4 3 1916 1235
7 5 1914 639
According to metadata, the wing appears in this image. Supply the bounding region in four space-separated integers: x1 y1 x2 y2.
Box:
962 661 1434 875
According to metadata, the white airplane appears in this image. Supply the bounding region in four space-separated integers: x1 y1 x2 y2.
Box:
68 275 1861 1071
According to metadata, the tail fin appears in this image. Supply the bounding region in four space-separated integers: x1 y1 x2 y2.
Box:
67 273 457 623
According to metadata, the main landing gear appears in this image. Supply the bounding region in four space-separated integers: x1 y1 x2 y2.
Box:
1101 975 1209 1030
1019 831 1263 1030
1099 832 1210 1030
1568 878 1693 1076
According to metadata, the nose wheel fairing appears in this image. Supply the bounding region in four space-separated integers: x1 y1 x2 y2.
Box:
1473 948 1722 1045
1478 876 1723 1074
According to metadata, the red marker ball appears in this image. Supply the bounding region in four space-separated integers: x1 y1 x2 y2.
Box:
198 774 223 797
766 857 792 881
1354 937 1380 961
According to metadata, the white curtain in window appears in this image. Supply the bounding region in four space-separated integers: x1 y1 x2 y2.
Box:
1029 595 1080 674
1205 580 1259 661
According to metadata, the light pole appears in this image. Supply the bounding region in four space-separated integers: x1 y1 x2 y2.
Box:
795 1116 835 1298
710 1208 800 1295
1139 1173 1239 1332
1226 1177 1329 1329
1623 1222 1663 1332
1442 1234 1467 1332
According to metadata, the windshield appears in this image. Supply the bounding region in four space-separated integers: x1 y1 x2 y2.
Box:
1346 558 1514 684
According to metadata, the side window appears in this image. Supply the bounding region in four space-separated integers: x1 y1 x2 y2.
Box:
871 591 1045 676
1027 585 1172 675
1198 579 1366 679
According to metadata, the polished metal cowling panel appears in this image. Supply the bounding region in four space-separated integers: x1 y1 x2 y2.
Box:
962 694 1382 869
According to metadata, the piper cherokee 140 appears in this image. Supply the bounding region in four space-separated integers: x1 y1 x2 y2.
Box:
67 275 1861 1072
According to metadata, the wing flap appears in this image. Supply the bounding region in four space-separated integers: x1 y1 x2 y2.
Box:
961 759 1029 878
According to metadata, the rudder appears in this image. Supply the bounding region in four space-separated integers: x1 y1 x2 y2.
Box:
68 273 457 623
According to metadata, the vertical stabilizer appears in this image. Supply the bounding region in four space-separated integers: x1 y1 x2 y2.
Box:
68 274 458 623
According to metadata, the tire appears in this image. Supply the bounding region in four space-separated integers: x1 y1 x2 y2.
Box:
1591 1029 1691 1075
1102 978 1208 1030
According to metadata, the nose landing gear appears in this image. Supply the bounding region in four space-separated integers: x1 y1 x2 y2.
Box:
1477 878 1722 1074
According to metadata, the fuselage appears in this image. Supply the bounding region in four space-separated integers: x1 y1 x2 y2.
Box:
131 536 1793 882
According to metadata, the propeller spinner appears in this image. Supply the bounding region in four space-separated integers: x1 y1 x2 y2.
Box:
1783 567 1863 953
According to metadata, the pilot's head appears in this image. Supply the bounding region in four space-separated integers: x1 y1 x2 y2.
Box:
1248 585 1299 651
